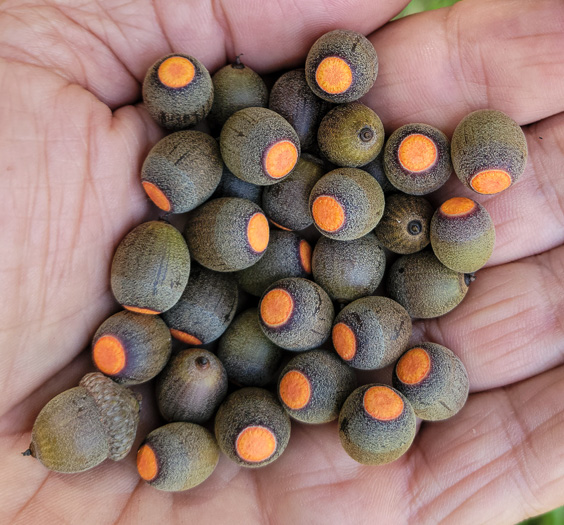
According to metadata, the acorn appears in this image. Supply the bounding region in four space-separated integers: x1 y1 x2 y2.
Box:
317 102 384 167
137 422 219 491
332 296 412 370
142 54 213 130
338 384 416 465
269 69 333 150
26 372 141 473
236 230 312 297
161 263 238 345
214 387 291 468
208 56 269 129
140 131 223 213
451 109 528 194
91 310 172 385
384 123 452 195
111 220 190 315
217 308 284 387
156 348 228 424
305 29 378 104
430 197 495 273
309 168 384 240
392 343 469 421
374 193 434 254
362 148 395 193
259 277 335 351
213 164 263 206
278 349 357 424
184 197 269 272
387 250 472 319
312 232 385 303
261 154 325 231
220 107 301 185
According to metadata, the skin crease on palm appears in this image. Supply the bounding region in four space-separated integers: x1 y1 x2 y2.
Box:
0 0 563 522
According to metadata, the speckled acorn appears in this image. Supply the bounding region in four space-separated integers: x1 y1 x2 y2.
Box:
92 310 172 385
111 220 190 315
25 372 141 473
431 197 495 273
392 343 469 421
143 54 213 130
278 349 357 424
451 109 528 194
213 164 263 206
137 422 219 491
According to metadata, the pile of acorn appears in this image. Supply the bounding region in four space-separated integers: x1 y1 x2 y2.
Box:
24 28 527 491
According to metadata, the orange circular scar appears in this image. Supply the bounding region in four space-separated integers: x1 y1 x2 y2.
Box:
93 335 126 375
124 305 160 315
158 56 195 88
247 213 270 253
312 196 345 232
315 56 353 94
170 329 202 346
142 181 171 212
396 348 431 385
137 444 158 481
440 197 476 216
264 140 298 179
279 370 311 410
270 219 292 231
332 323 357 361
261 289 294 327
363 386 404 421
236 426 277 463
470 169 512 194
398 134 438 172
299 240 312 274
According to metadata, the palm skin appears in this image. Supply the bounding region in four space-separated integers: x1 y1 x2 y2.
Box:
1 0 563 522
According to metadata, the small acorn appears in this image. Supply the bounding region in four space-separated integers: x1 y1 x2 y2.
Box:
213 164 263 206
312 232 386 303
259 277 335 351
220 107 301 185
184 197 270 272
309 168 385 240
362 148 395 193
214 387 291 468
142 54 213 130
141 131 223 213
278 349 357 424
339 384 416 465
26 372 141 473
137 422 219 491
305 29 378 104
111 220 190 315
374 193 434 254
92 310 172 385
156 348 228 424
392 343 469 421
332 296 412 370
451 109 528 194
430 197 495 273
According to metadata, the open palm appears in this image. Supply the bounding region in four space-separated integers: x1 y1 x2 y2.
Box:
1 0 563 523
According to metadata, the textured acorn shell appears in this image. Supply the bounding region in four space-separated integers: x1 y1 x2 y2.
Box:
384 123 452 195
111 221 190 314
309 168 385 240
141 131 223 213
277 349 357 424
92 310 172 385
312 232 385 303
261 154 325 231
162 264 238 345
305 29 378 104
374 193 434 254
259 277 335 351
333 296 412 370
430 199 495 273
387 250 470 319
220 107 301 185
338 384 416 465
156 348 228 424
214 387 291 468
138 422 219 491
451 109 528 194
213 164 263 206
142 54 213 130
184 197 269 272
362 148 395 193
392 343 469 421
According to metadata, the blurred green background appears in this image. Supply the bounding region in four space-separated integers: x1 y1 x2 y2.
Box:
395 2 563 521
